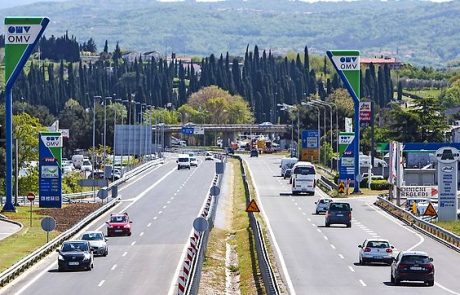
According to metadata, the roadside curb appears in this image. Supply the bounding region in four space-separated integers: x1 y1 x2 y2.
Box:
0 217 23 229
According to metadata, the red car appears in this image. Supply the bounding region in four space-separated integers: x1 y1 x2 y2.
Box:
106 213 132 236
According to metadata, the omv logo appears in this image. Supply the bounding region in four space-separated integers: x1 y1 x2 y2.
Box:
5 24 41 45
332 56 360 71
41 135 62 148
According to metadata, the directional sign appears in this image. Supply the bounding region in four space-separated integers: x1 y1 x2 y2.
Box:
246 199 260 212
423 203 438 217
181 127 194 135
79 179 109 187
400 186 433 198
97 189 108 200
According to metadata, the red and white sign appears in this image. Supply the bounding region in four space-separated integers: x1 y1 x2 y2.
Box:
27 192 35 202
400 186 438 198
359 101 372 123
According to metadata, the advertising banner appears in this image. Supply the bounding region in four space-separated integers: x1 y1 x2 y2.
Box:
436 147 459 221
38 132 62 208
359 102 372 124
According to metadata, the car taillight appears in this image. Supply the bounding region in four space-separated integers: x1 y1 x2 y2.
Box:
423 264 434 271
398 263 408 270
348 212 352 219
386 248 393 253
364 247 371 252
313 180 316 187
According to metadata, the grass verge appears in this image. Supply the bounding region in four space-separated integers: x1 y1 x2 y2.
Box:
433 221 460 236
200 228 227 293
0 206 60 272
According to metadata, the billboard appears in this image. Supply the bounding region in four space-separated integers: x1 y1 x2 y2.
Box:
38 132 62 208
114 125 152 156
436 147 459 221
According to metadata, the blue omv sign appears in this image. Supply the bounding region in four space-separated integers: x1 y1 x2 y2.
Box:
38 132 62 208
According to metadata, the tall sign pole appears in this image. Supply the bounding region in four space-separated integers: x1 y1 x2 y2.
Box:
2 17 49 212
327 50 361 193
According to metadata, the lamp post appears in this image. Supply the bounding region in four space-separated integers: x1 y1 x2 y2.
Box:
103 96 112 174
277 103 300 157
113 97 122 181
312 99 336 169
92 95 101 200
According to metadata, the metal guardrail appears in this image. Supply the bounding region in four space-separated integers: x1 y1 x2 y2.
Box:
375 197 460 252
318 178 333 192
0 158 165 287
235 155 280 295
176 155 226 295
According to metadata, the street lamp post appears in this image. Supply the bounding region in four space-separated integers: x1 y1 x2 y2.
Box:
312 99 336 169
277 103 300 157
113 98 122 181
92 96 101 200
103 96 112 175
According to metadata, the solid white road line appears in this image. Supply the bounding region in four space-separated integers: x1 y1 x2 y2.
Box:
359 280 367 287
348 266 355 272
122 252 128 257
98 280 105 287
111 264 117 271
244 160 297 295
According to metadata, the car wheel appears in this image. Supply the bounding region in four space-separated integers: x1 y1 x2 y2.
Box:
394 277 400 285
325 222 330 227
426 281 434 287
104 250 108 257
346 223 351 228
58 265 64 272
315 210 319 215
390 273 395 284
128 232 132 236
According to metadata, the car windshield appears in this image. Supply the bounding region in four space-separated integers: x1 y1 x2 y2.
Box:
366 241 390 248
178 158 189 162
83 161 91 165
293 166 315 175
61 242 88 252
81 232 104 241
191 158 196 161
401 255 430 264
329 203 350 211
110 215 127 223
319 199 331 204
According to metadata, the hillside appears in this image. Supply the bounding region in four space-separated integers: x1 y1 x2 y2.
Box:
1 0 459 66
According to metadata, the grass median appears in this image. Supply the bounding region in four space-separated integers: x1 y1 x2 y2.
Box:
0 206 60 272
433 221 460 236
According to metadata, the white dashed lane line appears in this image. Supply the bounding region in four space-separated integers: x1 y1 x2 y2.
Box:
323 236 328 240
153 216 158 220
131 241 136 246
147 223 152 227
359 280 367 287
338 254 344 259
330 244 336 250
348 266 355 272
111 264 117 271
162 205 167 209
158 211 163 215
98 280 105 287
122 251 128 257
140 232 144 237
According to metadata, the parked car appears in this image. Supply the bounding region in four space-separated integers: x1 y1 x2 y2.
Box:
57 240 94 271
358 239 394 265
106 213 132 236
391 251 434 286
250 149 259 157
315 198 333 214
81 231 108 256
325 202 352 227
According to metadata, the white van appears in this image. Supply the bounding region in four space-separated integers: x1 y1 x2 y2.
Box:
291 161 316 195
177 154 191 170
72 154 84 169
280 157 298 178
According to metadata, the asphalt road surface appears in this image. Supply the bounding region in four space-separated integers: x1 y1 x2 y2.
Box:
1 156 216 295
244 155 460 295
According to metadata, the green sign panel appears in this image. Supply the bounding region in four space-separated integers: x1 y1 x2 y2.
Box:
338 132 354 157
327 50 360 102
5 17 49 87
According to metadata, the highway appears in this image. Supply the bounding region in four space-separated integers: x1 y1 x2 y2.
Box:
244 155 460 295
1 156 216 295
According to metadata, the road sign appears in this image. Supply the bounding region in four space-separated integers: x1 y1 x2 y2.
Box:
436 147 459 221
27 192 35 202
41 217 56 232
246 199 260 212
424 203 438 217
97 189 108 200
301 148 319 163
210 185 220 196
301 130 319 149
215 162 224 174
59 129 69 138
78 179 109 187
193 217 209 232
338 181 345 194
181 127 194 135
193 127 204 135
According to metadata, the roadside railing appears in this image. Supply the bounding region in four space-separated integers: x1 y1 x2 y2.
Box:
375 197 460 251
235 155 280 295
176 156 225 295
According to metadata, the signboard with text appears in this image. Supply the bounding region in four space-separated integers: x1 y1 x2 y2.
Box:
436 147 459 221
359 102 372 124
38 132 62 208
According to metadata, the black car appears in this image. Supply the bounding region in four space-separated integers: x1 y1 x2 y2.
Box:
57 240 94 271
250 149 258 157
325 202 352 227
391 251 434 286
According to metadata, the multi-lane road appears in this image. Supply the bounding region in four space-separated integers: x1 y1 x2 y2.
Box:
1 156 216 295
244 155 460 295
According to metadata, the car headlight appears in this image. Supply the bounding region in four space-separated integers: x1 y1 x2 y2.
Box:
123 224 130 228
83 254 91 261
58 254 64 260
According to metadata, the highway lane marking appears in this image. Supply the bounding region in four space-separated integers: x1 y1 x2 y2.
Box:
131 241 136 246
158 211 163 214
153 216 158 220
111 264 117 271
171 196 174 200
98 280 105 287
338 254 344 259
298 207 302 210
140 232 144 237
435 282 460 295
312 223 317 227
307 218 311 222
348 266 355 272
13 262 57 295
119 161 169 192
317 229 322 233
359 279 367 287
330 244 336 249
238 159 297 295
302 212 306 216
122 251 127 257
323 235 328 240
163 205 167 209
147 223 152 227
167 200 171 204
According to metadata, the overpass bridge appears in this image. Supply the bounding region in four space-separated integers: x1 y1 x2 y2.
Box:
157 124 290 147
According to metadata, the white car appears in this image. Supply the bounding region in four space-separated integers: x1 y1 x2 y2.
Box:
205 152 213 161
81 160 93 171
81 231 108 256
358 238 394 265
314 198 333 214
190 157 198 167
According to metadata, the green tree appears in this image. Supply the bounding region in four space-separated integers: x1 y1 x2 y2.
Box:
13 113 47 165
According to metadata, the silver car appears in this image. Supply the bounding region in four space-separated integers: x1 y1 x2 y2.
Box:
314 198 333 214
81 231 108 256
358 238 394 265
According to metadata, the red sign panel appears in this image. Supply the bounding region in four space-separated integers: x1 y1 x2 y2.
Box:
359 102 372 123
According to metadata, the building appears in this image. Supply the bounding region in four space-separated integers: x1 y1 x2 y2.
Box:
361 56 403 70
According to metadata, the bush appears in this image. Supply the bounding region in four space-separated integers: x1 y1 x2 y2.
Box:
370 180 390 190
62 172 84 194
